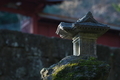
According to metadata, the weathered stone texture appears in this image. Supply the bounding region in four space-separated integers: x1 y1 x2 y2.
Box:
97 45 120 80
0 30 72 80
40 56 110 80
0 30 119 80
41 45 120 80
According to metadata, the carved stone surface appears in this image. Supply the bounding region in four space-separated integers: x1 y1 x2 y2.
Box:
0 30 73 80
56 12 110 57
73 36 96 57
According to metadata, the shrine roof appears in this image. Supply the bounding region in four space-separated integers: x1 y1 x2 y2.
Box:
56 12 110 39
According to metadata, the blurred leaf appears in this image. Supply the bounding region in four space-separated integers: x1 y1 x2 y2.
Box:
112 3 120 12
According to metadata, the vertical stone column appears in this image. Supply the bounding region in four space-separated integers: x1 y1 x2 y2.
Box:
73 33 97 57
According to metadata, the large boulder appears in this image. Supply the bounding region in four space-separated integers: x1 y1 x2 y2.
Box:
40 56 110 80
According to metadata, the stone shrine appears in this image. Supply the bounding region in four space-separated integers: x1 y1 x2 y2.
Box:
56 12 110 57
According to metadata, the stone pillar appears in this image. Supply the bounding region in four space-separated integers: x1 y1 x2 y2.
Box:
73 33 97 57
56 11 110 57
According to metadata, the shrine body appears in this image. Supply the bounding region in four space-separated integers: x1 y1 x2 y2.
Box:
56 12 110 57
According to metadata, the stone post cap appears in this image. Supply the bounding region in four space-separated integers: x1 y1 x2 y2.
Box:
56 11 110 39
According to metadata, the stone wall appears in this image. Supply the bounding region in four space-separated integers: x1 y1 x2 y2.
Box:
97 45 120 80
0 30 119 80
0 30 72 80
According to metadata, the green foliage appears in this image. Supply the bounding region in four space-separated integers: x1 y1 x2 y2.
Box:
0 11 19 24
43 4 62 15
52 57 110 80
112 4 120 12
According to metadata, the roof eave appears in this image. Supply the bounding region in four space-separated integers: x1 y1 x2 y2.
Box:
39 13 120 31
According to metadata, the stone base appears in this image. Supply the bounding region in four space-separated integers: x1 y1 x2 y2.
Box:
40 56 110 80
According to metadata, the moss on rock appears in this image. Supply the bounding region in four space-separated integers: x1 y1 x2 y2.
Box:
52 57 110 80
